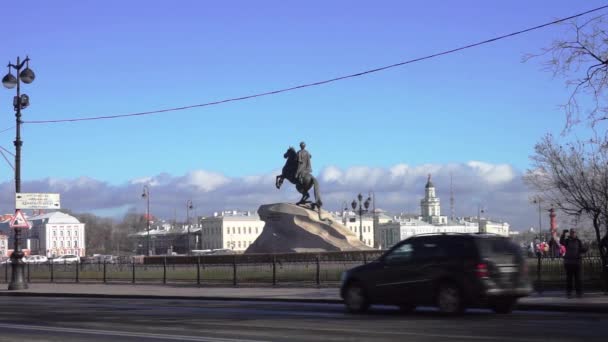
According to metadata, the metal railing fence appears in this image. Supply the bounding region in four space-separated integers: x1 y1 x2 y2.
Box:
1 255 605 290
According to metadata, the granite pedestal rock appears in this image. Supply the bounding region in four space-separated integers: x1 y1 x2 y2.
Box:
245 203 372 253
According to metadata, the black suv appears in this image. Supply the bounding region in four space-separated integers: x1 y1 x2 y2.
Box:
340 233 531 314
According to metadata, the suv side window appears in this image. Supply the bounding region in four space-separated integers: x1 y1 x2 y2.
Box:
413 237 447 261
444 237 478 259
384 242 414 265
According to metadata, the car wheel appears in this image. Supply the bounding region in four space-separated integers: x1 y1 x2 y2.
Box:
436 282 464 315
491 297 516 314
344 282 370 314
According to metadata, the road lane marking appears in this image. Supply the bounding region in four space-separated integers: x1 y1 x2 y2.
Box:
196 321 543 342
0 323 268 342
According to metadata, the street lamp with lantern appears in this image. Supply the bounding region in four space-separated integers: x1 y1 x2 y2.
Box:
3 56 35 291
186 200 193 255
532 196 543 240
351 193 371 245
141 185 151 256
477 205 485 233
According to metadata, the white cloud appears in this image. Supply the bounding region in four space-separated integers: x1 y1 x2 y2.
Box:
0 161 539 231
467 161 516 185
129 176 159 186
181 170 230 192
320 166 343 183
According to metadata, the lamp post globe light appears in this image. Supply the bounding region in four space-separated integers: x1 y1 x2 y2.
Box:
186 200 193 255
351 193 371 245
141 185 151 256
3 56 35 291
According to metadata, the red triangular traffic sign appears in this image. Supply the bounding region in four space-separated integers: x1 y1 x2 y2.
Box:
10 209 30 229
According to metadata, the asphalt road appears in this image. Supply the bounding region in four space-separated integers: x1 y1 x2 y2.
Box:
0 297 605 341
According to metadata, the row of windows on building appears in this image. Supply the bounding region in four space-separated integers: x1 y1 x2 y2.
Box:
51 249 81 257
226 226 259 235
347 226 372 233
201 240 255 250
228 240 253 249
52 240 79 248
51 230 79 237
201 226 260 235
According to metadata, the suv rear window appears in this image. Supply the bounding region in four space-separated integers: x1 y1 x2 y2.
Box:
475 237 519 258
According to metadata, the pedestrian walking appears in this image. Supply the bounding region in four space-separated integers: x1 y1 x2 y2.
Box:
601 232 608 262
600 232 608 293
560 229 587 298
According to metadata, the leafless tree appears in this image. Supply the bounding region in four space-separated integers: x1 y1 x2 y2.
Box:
73 213 114 255
525 134 608 279
524 15 608 130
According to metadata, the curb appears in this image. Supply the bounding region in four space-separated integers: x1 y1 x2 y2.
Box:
0 292 342 304
1 292 608 313
515 303 608 314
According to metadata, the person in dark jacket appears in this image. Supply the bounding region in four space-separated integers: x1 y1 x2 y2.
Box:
600 232 608 262
560 229 568 244
560 229 588 297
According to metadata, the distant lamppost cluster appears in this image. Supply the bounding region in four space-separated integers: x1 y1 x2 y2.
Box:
3 56 35 291
351 193 371 243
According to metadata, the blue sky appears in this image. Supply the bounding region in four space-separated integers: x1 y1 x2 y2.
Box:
0 0 605 229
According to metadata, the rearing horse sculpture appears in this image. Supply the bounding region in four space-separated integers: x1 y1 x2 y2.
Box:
276 147 323 209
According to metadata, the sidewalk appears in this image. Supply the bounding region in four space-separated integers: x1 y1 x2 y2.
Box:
1 283 607 313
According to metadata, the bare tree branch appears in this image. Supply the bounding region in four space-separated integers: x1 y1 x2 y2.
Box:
526 14 608 130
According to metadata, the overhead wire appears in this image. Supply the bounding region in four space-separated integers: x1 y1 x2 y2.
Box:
0 146 15 156
0 149 14 171
12 4 608 125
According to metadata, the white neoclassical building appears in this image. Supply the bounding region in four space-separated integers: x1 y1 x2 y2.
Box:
338 212 375 248
0 211 86 257
377 218 480 249
28 212 86 257
376 175 510 249
0 233 8 257
199 210 265 252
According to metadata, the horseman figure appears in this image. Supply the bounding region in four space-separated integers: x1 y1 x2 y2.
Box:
276 141 322 209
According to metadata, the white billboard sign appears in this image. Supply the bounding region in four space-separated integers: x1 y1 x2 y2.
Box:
15 193 61 209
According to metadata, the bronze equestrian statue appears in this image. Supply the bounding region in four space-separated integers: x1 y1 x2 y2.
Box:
275 142 322 210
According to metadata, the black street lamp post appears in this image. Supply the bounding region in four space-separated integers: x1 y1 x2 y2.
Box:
533 197 543 240
477 205 485 233
3 56 35 291
142 185 150 256
351 193 371 245
186 200 193 255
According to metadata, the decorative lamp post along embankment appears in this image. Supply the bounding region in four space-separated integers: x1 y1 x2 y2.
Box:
477 205 485 234
142 185 150 256
3 56 35 291
186 200 193 255
351 193 371 245
533 197 543 240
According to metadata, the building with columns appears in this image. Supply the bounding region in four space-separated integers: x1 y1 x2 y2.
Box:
0 211 86 257
27 212 86 257
199 210 265 252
